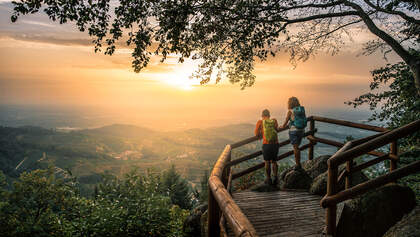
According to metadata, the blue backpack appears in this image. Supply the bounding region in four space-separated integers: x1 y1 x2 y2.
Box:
290 106 307 129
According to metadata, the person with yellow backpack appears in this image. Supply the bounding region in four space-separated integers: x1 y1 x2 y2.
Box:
255 109 281 185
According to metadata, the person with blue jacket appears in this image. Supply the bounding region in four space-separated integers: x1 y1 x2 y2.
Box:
281 97 307 169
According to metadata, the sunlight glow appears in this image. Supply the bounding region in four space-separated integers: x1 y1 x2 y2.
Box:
164 63 200 91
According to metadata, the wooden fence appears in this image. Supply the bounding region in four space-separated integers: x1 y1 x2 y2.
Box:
208 116 420 237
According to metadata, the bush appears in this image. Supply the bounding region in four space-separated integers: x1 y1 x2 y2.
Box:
0 167 189 237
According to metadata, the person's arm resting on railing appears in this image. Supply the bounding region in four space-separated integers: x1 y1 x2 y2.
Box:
281 110 292 129
274 119 281 132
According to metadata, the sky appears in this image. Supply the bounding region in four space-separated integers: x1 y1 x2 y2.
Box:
0 1 403 129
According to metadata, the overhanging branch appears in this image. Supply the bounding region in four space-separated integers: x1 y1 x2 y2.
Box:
363 0 420 24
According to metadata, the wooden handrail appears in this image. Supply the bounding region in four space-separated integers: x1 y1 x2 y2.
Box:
307 135 386 157
323 119 420 236
230 136 260 149
228 150 263 167
208 145 258 237
351 154 390 173
321 160 420 208
312 116 388 132
329 119 420 168
232 143 312 180
228 129 317 168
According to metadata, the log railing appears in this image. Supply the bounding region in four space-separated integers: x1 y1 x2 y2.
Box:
320 119 420 236
208 116 420 237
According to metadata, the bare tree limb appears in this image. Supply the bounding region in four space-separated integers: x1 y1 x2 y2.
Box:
363 0 420 24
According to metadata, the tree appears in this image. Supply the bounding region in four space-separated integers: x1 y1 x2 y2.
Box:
346 61 420 146
198 169 209 203
0 167 80 236
10 0 420 93
0 167 189 236
347 61 420 201
160 165 193 210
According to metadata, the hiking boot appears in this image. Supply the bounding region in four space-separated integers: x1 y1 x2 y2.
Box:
264 177 272 185
272 176 279 185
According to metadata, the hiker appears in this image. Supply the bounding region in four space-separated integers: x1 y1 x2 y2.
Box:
281 97 307 169
255 109 280 185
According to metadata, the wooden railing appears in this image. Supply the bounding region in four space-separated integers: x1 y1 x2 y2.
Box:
320 119 420 236
208 116 420 237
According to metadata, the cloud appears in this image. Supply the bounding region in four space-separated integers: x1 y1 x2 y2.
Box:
0 32 92 46
20 20 55 28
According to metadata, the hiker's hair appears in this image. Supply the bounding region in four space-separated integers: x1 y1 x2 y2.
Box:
262 109 270 117
288 97 301 110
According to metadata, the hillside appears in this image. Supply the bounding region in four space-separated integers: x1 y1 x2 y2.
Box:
1 120 376 196
0 123 257 194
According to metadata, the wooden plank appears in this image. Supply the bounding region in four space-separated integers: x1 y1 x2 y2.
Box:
231 190 325 237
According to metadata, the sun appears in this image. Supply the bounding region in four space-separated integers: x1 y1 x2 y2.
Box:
169 75 195 90
165 65 200 91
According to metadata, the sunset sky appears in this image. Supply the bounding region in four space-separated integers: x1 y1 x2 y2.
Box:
0 1 402 129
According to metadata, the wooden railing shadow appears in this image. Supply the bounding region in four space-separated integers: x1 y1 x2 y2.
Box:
208 116 420 237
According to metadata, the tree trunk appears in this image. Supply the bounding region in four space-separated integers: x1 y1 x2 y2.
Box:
409 61 420 97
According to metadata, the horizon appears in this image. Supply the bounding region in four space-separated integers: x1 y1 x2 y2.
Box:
0 103 378 132
0 0 402 130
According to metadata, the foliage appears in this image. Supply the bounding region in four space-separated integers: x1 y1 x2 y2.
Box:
160 165 193 210
346 61 420 146
9 0 420 90
195 169 209 204
0 167 80 236
347 62 420 200
398 149 420 202
0 167 189 237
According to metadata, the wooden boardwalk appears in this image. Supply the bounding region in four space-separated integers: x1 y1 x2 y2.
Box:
229 190 325 237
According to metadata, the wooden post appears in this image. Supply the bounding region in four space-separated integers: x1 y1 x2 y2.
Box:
308 119 315 160
208 187 221 237
345 161 353 189
326 165 338 236
390 140 398 172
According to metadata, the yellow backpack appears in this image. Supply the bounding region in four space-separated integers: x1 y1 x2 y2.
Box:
263 119 277 142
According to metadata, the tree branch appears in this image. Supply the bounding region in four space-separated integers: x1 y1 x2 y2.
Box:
299 19 363 43
343 0 414 65
363 0 420 24
284 11 360 24
243 11 360 24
